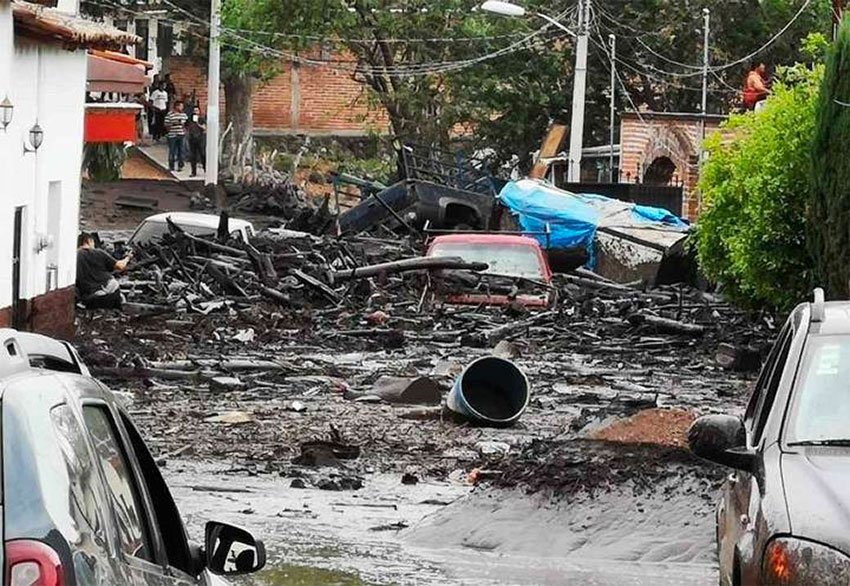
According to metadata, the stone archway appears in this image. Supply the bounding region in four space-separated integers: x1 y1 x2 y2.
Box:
643 156 677 185
619 112 728 220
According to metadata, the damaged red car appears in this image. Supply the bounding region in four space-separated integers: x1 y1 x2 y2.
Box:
425 234 554 308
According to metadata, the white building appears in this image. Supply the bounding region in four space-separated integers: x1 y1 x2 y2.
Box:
0 0 136 339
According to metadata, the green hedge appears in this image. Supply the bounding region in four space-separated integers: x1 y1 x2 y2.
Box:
696 63 822 310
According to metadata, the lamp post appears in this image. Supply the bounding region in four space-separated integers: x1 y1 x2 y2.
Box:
23 122 43 154
481 0 587 183
0 96 13 132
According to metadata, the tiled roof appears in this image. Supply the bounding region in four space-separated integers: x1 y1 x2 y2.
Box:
12 0 140 50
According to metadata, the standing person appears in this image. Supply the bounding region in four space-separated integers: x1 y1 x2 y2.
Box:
76 233 130 310
134 92 149 141
164 73 177 105
186 113 207 177
164 100 188 172
184 91 196 120
150 83 168 140
743 63 770 111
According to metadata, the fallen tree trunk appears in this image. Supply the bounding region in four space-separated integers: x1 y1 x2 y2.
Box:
628 313 706 336
330 257 488 282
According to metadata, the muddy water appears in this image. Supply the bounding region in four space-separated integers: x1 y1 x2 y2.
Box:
166 460 718 585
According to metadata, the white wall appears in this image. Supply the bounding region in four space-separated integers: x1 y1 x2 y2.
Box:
0 25 87 309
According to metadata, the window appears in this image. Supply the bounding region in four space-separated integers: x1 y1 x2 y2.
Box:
120 413 193 575
428 242 545 280
83 406 152 562
750 327 793 444
51 405 107 543
787 335 850 443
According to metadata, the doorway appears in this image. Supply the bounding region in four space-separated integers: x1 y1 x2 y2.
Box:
12 207 25 329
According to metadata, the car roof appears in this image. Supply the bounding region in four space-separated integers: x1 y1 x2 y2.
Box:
430 234 543 248
810 301 850 335
141 212 253 230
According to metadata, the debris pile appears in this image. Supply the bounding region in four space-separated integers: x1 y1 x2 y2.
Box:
78 226 776 486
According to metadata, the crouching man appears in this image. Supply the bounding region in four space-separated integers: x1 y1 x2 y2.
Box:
76 233 130 309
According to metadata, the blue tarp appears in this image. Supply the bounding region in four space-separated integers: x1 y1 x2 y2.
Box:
498 180 689 268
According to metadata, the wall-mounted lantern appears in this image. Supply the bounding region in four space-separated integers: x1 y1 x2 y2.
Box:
0 96 13 132
23 122 44 154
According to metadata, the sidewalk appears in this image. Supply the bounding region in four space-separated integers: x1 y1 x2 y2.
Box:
137 140 202 183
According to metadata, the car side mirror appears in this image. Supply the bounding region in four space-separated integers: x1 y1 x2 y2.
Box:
112 241 127 259
687 414 757 472
204 521 266 576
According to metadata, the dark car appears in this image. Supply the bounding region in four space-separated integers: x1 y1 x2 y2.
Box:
688 289 850 585
0 328 265 585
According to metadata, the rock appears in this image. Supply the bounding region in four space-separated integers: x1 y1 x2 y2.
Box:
366 310 389 326
290 478 308 489
475 441 511 457
316 478 341 491
209 376 246 392
232 328 255 343
401 473 419 485
492 340 521 359
204 410 255 425
370 376 442 406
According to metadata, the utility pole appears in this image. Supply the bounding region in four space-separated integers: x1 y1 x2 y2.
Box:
205 0 221 187
608 33 616 183
700 8 710 147
567 0 590 183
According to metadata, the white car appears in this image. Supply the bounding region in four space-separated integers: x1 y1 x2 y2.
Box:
128 212 255 246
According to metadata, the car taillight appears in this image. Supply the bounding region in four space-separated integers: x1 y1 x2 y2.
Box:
5 540 64 586
766 539 794 584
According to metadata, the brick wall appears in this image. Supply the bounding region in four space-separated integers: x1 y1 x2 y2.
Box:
0 287 76 341
619 113 726 220
166 55 388 136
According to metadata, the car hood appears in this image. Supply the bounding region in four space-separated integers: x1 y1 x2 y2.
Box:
782 449 850 553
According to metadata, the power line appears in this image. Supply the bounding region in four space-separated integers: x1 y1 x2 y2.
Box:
595 0 815 75
91 0 574 77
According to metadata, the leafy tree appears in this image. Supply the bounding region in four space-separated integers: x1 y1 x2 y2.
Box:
697 60 822 309
809 16 850 298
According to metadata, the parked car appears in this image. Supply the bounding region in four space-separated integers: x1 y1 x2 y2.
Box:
0 328 265 585
425 233 554 308
128 212 255 246
688 288 850 585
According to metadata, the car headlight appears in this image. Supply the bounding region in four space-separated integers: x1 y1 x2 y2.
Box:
763 537 850 585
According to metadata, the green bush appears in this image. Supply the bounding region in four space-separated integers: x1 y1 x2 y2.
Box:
697 62 822 310
83 143 126 182
809 18 850 298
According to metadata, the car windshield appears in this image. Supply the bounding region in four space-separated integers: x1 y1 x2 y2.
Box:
428 241 545 280
129 220 219 245
788 335 850 443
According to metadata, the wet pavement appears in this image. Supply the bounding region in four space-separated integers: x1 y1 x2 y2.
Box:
167 459 718 585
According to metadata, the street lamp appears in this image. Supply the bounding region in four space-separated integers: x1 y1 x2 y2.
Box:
481 0 589 183
481 1 576 37
23 122 44 154
0 96 13 132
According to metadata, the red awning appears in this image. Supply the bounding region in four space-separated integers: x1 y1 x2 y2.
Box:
85 103 142 143
87 52 150 94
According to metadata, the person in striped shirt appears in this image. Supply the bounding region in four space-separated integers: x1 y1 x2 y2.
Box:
164 100 188 171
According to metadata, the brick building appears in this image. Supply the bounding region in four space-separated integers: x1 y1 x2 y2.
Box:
620 111 726 220
166 55 388 136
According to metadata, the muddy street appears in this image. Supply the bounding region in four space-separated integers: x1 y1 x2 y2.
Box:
70 223 772 584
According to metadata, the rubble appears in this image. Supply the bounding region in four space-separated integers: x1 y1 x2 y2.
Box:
77 224 777 488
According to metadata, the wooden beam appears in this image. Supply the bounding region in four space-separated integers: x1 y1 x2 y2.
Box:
529 122 568 180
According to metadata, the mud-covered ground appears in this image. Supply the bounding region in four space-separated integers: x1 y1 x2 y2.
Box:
76 296 759 484
74 217 774 583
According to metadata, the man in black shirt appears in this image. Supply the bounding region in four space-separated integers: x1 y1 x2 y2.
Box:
76 233 130 309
